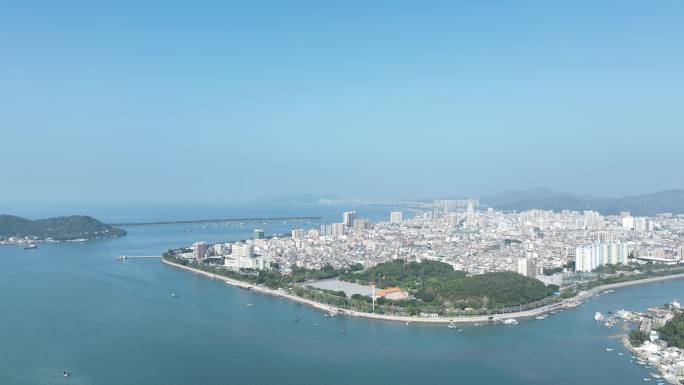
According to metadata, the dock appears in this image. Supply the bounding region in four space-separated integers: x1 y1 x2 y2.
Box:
116 255 160 260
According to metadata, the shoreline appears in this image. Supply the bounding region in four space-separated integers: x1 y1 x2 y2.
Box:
160 257 684 324
110 216 322 227
621 328 679 384
0 236 122 246
1 232 128 246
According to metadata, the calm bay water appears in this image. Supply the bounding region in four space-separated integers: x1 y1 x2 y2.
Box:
0 204 681 384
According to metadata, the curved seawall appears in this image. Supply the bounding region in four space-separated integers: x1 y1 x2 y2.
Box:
161 257 684 324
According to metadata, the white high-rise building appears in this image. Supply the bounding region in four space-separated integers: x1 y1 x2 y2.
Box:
466 200 476 226
446 212 459 227
224 242 269 271
634 217 654 232
583 210 604 229
517 257 536 277
320 224 333 236
352 218 371 231
231 243 254 258
291 228 306 240
575 241 629 272
517 258 528 276
331 223 346 237
342 211 357 228
390 211 403 224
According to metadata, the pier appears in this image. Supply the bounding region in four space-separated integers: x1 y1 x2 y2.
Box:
117 255 160 260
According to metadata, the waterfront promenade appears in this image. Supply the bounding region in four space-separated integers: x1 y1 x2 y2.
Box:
160 257 684 324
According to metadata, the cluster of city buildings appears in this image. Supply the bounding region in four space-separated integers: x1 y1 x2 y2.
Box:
185 239 272 271
180 201 684 286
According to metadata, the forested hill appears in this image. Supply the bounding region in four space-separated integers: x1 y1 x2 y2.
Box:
340 259 558 309
0 215 126 241
659 312 684 349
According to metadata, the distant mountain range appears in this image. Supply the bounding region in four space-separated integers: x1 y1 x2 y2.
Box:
479 188 684 216
0 215 126 241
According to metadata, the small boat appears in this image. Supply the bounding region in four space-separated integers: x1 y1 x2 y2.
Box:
313 323 320 326
606 348 615 352
457 329 464 333
535 315 546 320
594 312 604 321
503 319 518 325
339 329 346 334
405 321 410 325
23 244 37 250
171 292 179 298
448 321 456 329
62 370 70 379
246 303 254 307
618 353 625 356
292 317 300 322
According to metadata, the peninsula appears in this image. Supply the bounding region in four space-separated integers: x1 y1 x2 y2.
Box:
0 214 126 243
161 204 684 323
160 253 684 324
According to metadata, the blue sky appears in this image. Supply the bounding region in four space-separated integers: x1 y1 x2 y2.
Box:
1 1 683 204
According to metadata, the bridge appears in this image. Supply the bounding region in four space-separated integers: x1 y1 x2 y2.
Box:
108 216 322 227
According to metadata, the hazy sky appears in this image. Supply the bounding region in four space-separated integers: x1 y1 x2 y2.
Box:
1 1 683 204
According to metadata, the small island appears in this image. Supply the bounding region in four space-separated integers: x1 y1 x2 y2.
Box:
0 214 126 244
